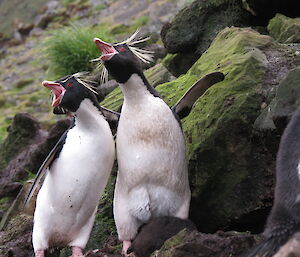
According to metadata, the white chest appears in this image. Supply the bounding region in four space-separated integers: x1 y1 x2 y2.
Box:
116 75 186 186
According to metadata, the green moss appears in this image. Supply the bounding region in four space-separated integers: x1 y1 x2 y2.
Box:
154 229 190 257
144 63 174 87
94 3 106 11
0 119 10 145
160 27 273 231
268 14 300 43
62 0 76 5
62 0 88 6
110 23 131 36
101 87 123 111
0 95 6 107
134 15 150 27
182 28 273 231
162 53 175 68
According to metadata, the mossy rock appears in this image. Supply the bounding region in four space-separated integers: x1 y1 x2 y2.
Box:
0 213 33 257
268 14 300 43
153 229 256 257
157 27 276 232
144 63 175 87
162 52 201 77
254 67 300 131
161 0 253 55
0 113 41 171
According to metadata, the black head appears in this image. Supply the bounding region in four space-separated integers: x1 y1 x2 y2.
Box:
42 75 98 113
94 38 143 84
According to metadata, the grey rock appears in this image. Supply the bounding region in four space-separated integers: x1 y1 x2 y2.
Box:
153 230 256 257
254 67 300 132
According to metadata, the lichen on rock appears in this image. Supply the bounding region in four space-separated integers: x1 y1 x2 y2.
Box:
268 14 300 43
152 229 256 257
155 27 276 232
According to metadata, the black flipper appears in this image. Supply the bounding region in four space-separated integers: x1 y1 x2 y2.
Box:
23 119 74 208
172 72 225 119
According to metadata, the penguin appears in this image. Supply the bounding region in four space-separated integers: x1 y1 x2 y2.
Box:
93 33 224 255
244 104 300 257
127 216 197 257
24 73 117 257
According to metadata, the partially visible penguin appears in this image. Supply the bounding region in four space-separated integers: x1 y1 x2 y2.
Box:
93 32 225 255
244 105 300 257
127 216 197 257
24 73 118 257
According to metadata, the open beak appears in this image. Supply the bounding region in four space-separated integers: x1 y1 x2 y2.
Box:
94 38 118 61
42 81 66 107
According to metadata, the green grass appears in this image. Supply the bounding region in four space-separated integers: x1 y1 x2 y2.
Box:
42 25 115 79
134 15 150 27
94 3 106 11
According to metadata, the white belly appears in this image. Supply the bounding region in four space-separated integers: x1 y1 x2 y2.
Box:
116 95 188 196
113 74 191 240
33 122 115 249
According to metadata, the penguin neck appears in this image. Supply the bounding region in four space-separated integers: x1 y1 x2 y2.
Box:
120 73 160 104
74 99 105 129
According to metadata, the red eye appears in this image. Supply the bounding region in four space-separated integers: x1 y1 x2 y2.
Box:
119 47 126 52
67 82 73 87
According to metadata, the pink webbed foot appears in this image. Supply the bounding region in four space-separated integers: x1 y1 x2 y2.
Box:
70 246 84 257
35 250 45 257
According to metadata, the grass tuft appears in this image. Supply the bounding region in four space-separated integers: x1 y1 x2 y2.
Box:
42 25 115 79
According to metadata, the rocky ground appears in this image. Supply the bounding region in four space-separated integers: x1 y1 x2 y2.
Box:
1 0 300 256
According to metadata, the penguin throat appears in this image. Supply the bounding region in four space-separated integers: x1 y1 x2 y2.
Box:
121 74 160 100
75 99 104 129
